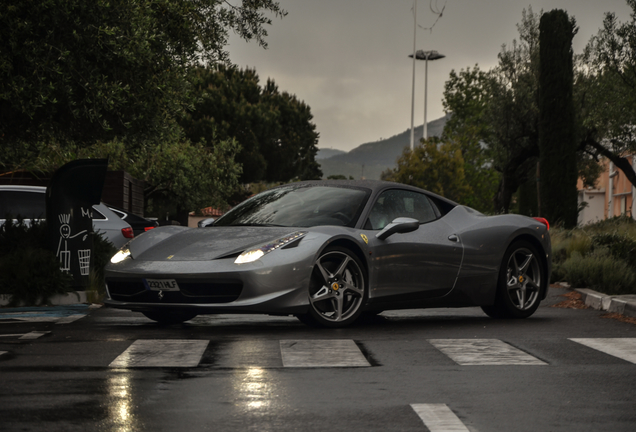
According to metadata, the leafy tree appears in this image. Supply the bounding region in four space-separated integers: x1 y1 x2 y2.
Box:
487 8 543 213
443 7 602 215
442 66 500 212
539 10 578 228
33 133 242 222
581 0 636 187
0 0 284 220
263 81 322 182
181 65 322 183
441 9 542 213
382 138 471 204
0 0 285 168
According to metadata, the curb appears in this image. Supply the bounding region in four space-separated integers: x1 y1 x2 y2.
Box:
575 288 636 319
0 291 88 307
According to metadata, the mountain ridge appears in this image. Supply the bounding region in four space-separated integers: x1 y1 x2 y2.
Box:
318 114 449 179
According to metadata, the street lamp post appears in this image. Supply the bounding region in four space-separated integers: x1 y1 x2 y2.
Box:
408 50 445 147
409 0 418 151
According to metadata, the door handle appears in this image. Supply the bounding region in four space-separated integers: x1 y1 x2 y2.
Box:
448 234 459 242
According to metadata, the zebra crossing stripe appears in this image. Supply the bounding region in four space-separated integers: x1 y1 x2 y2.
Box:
569 338 636 364
56 314 86 324
109 339 209 368
429 339 546 365
411 404 469 432
19 331 51 340
280 339 370 367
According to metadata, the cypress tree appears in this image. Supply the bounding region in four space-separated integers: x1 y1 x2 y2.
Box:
538 10 578 228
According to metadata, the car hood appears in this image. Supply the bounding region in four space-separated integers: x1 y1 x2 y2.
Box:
131 226 303 261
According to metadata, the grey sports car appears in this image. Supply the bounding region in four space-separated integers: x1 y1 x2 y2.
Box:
104 180 551 327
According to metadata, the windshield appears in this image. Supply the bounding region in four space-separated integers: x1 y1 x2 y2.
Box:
213 185 370 228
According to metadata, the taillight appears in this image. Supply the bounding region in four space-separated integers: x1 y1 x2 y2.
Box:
532 217 550 231
144 226 155 232
121 227 134 238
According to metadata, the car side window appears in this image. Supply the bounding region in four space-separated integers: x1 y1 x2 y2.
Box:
92 207 106 220
365 189 437 230
0 191 46 219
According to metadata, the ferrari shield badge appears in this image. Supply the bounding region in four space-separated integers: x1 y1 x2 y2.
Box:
360 234 369 244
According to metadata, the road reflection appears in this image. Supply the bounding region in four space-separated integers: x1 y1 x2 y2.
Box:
105 373 140 432
234 367 280 414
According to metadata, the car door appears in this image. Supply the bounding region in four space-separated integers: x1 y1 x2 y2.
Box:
363 189 463 300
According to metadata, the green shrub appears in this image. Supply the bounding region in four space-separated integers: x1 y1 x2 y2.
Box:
550 217 636 294
0 247 73 306
591 232 636 267
549 228 591 266
87 232 117 303
0 218 116 306
561 251 636 295
0 218 75 306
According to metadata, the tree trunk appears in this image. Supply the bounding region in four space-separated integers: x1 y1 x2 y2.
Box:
584 138 636 188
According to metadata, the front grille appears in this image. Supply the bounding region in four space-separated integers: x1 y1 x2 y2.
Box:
107 279 242 304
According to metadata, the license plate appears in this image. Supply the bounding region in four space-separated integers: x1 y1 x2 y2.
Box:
144 279 180 291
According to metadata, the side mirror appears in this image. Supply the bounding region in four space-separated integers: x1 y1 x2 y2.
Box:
376 217 420 240
198 217 216 227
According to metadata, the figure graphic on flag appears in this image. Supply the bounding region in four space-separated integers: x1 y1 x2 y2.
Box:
56 213 89 272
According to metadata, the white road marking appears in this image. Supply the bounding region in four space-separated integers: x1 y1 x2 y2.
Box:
0 314 86 323
429 339 546 365
109 339 209 368
411 404 470 432
2 317 60 322
19 331 51 340
0 351 7 357
280 339 370 367
570 338 636 364
0 334 24 337
55 314 86 324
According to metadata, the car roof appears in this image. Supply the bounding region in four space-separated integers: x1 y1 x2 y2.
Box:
278 180 459 207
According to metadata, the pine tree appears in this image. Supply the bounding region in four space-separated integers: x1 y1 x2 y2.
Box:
538 10 578 228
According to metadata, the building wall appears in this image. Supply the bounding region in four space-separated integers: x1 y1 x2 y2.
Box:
577 155 635 225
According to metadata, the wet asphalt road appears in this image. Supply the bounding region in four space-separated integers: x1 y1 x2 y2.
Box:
1 286 635 432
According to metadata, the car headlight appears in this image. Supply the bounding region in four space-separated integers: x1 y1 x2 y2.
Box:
235 231 307 264
110 248 131 264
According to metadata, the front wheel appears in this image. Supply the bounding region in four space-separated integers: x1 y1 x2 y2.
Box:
142 310 197 325
482 240 545 319
296 246 367 328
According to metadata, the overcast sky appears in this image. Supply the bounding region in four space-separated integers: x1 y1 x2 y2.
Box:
228 0 633 152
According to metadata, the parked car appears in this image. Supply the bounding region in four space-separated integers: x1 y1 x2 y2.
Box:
104 180 552 327
0 185 134 249
107 205 158 237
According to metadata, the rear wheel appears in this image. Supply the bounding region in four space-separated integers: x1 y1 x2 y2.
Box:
142 310 197 324
296 246 367 328
482 240 544 319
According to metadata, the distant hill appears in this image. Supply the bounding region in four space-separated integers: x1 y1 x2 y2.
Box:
319 114 449 180
316 148 347 160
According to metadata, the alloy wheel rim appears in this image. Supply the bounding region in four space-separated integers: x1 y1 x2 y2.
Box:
309 251 364 322
506 247 541 311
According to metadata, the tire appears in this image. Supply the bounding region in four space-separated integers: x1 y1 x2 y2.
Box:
482 240 545 319
142 310 197 325
296 246 367 328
